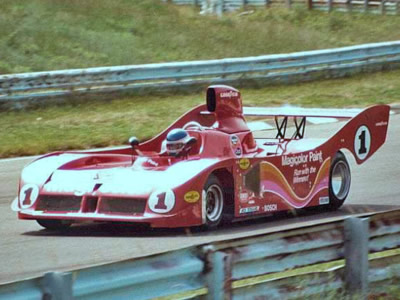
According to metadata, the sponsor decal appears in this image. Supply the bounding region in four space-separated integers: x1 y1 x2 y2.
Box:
230 135 239 145
264 204 278 212
309 151 323 163
282 151 323 168
146 159 159 167
220 91 239 98
239 206 259 214
293 165 318 184
184 190 200 203
19 184 39 209
282 153 308 167
319 196 330 205
354 125 371 160
239 192 249 202
239 158 250 170
260 159 330 209
235 147 242 157
375 121 388 127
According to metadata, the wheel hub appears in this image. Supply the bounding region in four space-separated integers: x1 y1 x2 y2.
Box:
332 161 350 200
206 184 223 222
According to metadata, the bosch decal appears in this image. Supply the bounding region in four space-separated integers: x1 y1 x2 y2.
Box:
263 204 278 212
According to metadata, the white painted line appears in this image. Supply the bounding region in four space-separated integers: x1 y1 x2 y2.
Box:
0 145 129 164
0 155 38 163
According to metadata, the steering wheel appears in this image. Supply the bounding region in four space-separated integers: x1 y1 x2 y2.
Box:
183 121 204 131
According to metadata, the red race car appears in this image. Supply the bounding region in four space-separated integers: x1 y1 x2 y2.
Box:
12 85 390 230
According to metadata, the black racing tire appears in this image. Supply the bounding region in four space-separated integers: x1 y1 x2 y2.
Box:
203 175 225 229
37 219 72 230
328 151 351 210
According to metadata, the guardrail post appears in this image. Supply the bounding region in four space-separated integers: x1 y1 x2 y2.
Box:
328 0 333 12
41 272 73 300
395 0 399 14
380 0 386 14
205 249 233 300
363 0 368 12
346 0 353 12
216 0 224 16
307 0 313 10
344 217 369 299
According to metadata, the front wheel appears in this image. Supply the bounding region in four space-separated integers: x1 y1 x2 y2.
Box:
203 175 225 229
37 219 72 230
328 151 351 210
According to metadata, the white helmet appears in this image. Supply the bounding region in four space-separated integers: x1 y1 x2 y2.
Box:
166 129 190 156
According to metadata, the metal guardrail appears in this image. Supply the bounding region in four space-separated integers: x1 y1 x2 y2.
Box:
1 209 400 299
1 41 400 104
172 0 400 15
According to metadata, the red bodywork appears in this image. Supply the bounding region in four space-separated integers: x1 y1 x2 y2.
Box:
13 85 390 228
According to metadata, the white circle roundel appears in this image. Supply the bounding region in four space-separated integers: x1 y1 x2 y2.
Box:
148 190 175 213
19 184 39 209
354 125 371 161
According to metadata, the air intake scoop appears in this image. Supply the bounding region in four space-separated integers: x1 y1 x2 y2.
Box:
206 85 249 133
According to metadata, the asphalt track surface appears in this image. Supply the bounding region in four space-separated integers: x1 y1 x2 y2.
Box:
0 115 399 284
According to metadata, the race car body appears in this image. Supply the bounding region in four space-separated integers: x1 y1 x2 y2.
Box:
12 85 390 229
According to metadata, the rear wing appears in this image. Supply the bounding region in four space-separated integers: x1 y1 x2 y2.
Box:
243 105 390 164
242 106 385 140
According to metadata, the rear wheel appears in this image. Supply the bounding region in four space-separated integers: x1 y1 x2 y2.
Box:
203 175 224 229
37 219 72 230
328 151 351 210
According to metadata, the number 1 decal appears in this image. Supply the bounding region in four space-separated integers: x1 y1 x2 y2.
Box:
358 130 367 155
354 125 371 160
19 184 39 209
155 192 167 210
23 188 33 205
148 189 175 213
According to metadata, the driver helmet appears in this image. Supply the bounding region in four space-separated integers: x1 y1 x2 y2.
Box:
166 128 190 156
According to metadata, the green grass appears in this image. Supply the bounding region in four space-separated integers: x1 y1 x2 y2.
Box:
1 0 400 74
1 69 399 158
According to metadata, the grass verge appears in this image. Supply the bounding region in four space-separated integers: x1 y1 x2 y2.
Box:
1 0 400 74
1 69 400 158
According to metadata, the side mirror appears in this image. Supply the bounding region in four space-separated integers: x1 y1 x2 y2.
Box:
128 136 142 160
129 136 140 148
